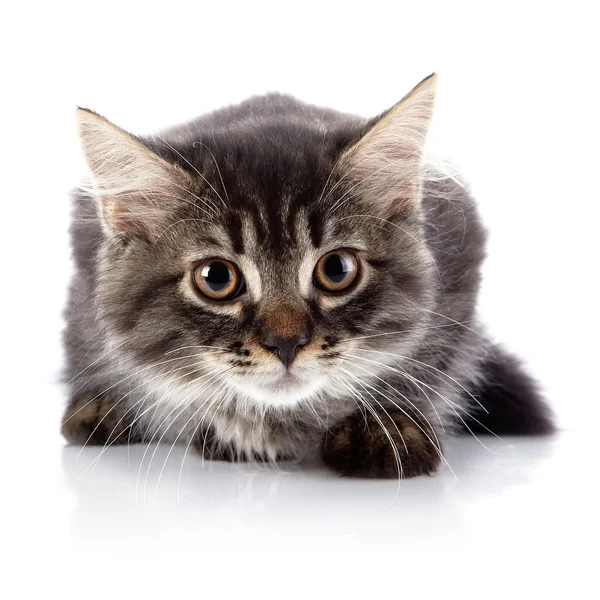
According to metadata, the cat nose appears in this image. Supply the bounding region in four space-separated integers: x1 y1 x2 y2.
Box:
260 331 310 368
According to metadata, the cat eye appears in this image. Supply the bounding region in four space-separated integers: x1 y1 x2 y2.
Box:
314 250 359 293
192 259 245 301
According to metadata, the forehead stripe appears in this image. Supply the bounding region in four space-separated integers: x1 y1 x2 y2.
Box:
225 211 245 254
308 208 324 247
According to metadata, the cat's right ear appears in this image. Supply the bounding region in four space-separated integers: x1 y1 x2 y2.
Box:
76 108 191 238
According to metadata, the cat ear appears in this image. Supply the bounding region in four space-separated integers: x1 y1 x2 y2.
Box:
339 73 437 215
76 108 191 238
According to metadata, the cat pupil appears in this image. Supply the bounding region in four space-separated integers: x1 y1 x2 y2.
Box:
202 261 231 291
324 254 347 283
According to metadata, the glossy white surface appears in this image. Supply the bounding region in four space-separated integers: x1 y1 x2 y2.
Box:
4 386 596 598
2 2 599 598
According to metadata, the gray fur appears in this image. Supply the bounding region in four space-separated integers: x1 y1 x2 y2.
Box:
62 89 553 476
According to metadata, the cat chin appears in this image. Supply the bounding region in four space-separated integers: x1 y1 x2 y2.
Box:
238 375 326 408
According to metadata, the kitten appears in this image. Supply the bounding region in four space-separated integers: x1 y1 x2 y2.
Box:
61 74 554 478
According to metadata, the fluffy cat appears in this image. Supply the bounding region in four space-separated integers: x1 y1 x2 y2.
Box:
62 74 553 478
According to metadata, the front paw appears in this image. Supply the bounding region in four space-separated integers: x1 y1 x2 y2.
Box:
322 409 441 479
61 396 138 446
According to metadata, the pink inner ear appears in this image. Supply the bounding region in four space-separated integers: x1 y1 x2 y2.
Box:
101 195 153 237
335 133 427 217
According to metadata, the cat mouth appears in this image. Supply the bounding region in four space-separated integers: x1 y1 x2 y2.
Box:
264 373 305 394
238 371 324 406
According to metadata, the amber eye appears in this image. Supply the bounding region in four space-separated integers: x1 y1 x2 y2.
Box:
314 250 359 293
192 259 244 300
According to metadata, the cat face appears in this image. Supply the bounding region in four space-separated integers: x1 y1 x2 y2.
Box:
81 76 437 410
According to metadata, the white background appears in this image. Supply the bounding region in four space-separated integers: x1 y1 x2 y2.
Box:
1 2 598 598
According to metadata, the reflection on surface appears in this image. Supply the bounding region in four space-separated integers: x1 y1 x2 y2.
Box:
61 434 559 551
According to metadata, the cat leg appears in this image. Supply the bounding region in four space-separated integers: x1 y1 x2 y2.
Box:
61 392 144 446
322 407 442 478
192 440 258 463
193 427 301 463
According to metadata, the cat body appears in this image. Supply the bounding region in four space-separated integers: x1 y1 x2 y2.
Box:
62 76 553 477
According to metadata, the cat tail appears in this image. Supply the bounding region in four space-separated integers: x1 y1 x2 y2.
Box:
460 344 556 435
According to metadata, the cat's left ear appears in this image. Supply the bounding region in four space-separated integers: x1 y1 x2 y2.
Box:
76 108 192 239
339 73 437 215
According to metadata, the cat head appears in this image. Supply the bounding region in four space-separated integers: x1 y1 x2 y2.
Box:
77 75 437 410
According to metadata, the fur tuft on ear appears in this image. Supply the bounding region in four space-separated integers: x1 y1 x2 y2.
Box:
339 73 437 215
76 109 191 238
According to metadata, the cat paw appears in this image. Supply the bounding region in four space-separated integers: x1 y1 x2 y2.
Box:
61 396 137 446
322 409 441 479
